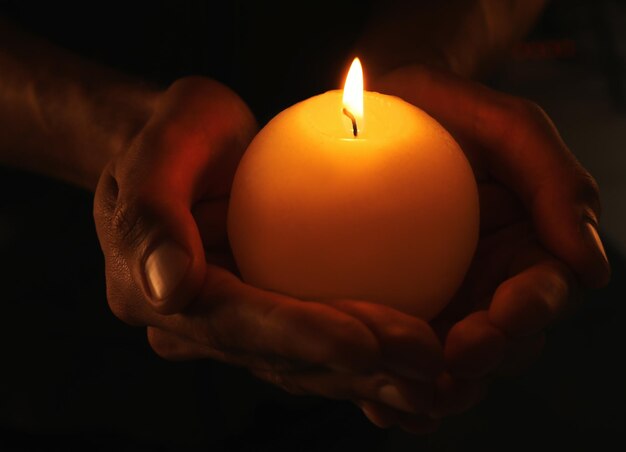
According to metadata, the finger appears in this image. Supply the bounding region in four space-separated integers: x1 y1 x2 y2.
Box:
489 250 578 337
254 370 434 414
147 326 305 372
129 265 383 373
357 401 441 434
94 78 256 315
374 66 610 288
150 324 431 413
433 221 534 336
323 300 444 380
95 165 207 316
444 311 508 378
357 400 402 428
148 265 382 374
147 326 215 361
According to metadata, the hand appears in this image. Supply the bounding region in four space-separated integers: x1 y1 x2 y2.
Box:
93 76 444 415
360 65 611 431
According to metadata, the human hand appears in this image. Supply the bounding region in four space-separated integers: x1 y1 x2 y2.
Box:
361 65 611 432
93 76 445 415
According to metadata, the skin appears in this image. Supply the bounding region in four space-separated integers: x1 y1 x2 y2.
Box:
0 0 611 435
359 66 609 429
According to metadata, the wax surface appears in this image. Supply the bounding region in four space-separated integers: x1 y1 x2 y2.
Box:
228 90 479 320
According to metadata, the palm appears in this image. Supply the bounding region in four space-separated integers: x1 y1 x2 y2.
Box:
428 149 561 382
433 178 533 334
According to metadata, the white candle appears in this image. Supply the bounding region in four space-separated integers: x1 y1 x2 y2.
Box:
228 59 479 320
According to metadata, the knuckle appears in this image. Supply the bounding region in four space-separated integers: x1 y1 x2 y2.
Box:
93 192 107 226
515 99 547 122
502 97 548 126
530 268 566 306
545 275 570 309
493 276 517 301
377 316 416 341
93 167 119 229
109 196 151 250
329 317 369 349
472 95 539 145
169 76 224 98
147 120 186 150
542 260 579 311
501 98 550 138
169 77 256 138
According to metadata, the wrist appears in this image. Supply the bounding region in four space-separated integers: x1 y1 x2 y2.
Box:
31 76 160 191
0 18 162 190
64 74 162 189
97 81 161 158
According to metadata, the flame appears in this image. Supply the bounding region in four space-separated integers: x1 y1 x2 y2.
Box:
342 57 364 120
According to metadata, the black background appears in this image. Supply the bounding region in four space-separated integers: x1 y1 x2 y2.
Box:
0 1 624 450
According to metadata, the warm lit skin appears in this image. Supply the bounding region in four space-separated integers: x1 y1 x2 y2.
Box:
0 0 610 434
357 67 610 430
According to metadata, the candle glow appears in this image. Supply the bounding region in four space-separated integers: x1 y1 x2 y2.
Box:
342 57 364 136
228 58 479 320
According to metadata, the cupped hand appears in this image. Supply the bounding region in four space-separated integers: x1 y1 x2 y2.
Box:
93 76 444 415
363 65 611 432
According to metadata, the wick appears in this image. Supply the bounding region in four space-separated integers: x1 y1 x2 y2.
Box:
342 108 358 137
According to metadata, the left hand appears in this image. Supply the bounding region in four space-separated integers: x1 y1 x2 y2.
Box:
357 65 610 433
93 76 445 415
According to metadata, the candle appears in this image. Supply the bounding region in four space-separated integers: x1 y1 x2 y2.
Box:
228 58 479 320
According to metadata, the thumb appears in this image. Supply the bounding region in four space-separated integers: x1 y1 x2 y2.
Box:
93 77 256 315
94 160 207 315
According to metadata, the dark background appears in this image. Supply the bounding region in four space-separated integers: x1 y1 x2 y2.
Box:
0 1 624 450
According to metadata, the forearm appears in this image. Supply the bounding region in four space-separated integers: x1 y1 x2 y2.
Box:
0 18 159 189
358 0 547 79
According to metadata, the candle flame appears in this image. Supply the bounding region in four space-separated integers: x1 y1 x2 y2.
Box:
343 58 364 119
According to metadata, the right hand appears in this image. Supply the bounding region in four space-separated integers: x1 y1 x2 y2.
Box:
358 64 610 433
93 76 444 418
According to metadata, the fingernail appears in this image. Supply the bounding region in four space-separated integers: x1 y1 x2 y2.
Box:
378 384 414 413
585 221 608 264
582 219 610 286
144 241 190 301
360 405 385 428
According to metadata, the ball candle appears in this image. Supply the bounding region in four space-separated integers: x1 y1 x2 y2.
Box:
228 58 479 320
